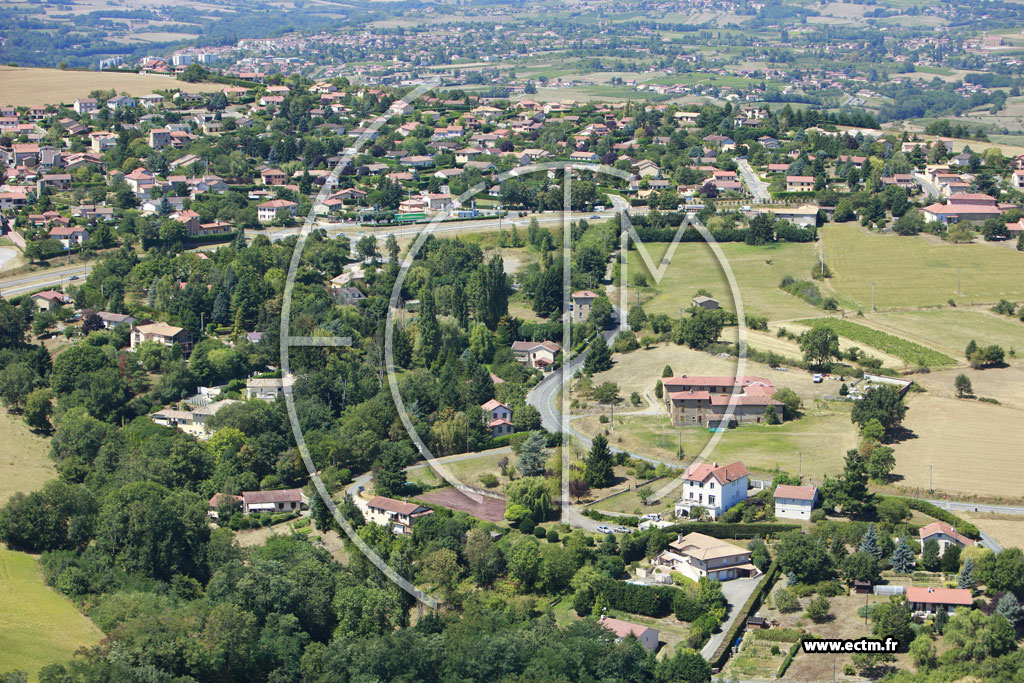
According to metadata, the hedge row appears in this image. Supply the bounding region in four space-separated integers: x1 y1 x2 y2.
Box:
581 509 641 527
593 577 679 618
664 522 800 539
894 497 980 540
777 635 810 678
710 561 780 672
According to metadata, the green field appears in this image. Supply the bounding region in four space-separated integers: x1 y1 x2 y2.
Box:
0 546 103 679
577 404 858 484
0 410 55 505
796 318 957 367
627 239 822 322
821 223 1024 309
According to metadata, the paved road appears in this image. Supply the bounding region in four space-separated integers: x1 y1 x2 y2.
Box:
736 159 770 203
913 172 940 199
0 265 93 297
256 209 618 244
701 575 764 659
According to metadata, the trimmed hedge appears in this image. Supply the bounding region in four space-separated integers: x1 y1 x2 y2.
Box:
582 509 640 527
894 497 980 540
594 577 679 618
777 635 809 678
710 561 780 672
664 522 800 539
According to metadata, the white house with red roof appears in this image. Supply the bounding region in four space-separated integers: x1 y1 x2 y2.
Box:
571 290 599 322
675 461 749 519
241 488 308 515
482 399 514 437
906 586 974 615
257 199 298 223
922 193 1003 225
773 484 818 520
510 339 561 369
919 521 975 556
662 375 782 427
597 615 659 652
365 496 433 535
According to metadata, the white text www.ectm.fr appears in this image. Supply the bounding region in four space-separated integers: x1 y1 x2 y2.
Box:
802 638 899 654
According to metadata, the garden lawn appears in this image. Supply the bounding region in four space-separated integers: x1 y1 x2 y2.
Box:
0 545 103 680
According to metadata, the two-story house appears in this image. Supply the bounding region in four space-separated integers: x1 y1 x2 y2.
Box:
366 496 433 535
130 322 192 353
654 532 759 582
510 340 561 369
481 399 514 437
773 484 818 520
675 461 749 519
571 290 599 322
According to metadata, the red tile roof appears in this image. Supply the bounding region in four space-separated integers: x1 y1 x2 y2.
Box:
684 461 749 485
919 521 975 547
367 496 430 516
241 488 304 505
906 586 973 606
774 485 817 501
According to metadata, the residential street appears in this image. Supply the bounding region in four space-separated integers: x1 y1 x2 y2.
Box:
736 159 770 203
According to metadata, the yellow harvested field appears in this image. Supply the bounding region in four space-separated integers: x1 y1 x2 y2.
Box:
0 67 222 107
910 364 1024 409
958 512 1024 550
822 223 1024 310
891 395 1024 502
0 410 55 505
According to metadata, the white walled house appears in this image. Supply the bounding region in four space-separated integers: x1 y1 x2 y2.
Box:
365 496 433 535
675 461 749 519
773 484 818 520
919 521 975 556
482 399 514 437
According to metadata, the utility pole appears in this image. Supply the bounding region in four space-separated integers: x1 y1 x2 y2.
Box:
798 452 802 479
957 267 962 295
871 282 877 311
929 464 934 493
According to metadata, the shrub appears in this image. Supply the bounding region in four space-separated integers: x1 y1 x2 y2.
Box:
480 473 499 488
546 529 560 543
774 588 801 613
533 525 547 539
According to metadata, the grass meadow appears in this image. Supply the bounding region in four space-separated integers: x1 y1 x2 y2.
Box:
0 410 55 505
0 546 103 679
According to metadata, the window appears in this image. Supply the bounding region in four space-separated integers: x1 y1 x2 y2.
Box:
708 495 716 505
710 482 715 489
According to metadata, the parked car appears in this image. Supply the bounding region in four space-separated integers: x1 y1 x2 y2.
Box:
596 525 611 534
812 374 823 383
613 526 630 533
641 513 660 521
